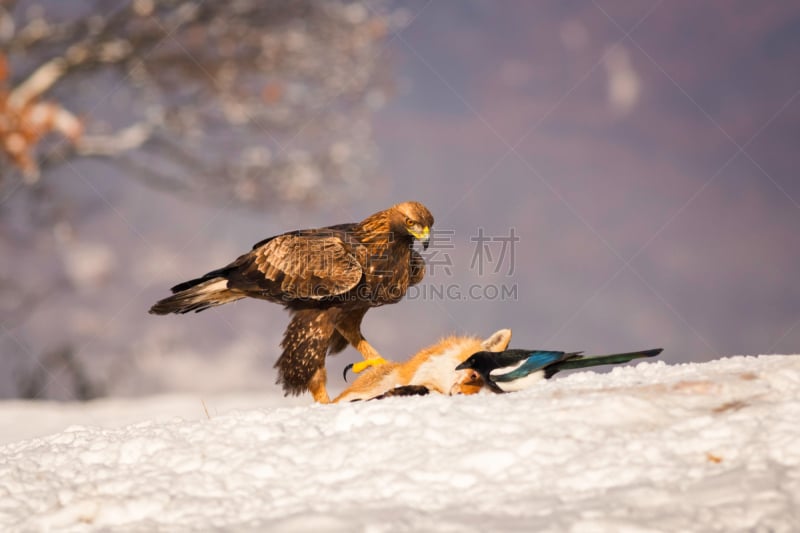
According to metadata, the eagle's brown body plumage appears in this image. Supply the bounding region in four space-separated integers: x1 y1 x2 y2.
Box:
149 201 434 402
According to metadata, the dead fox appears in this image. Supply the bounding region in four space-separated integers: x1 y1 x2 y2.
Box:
333 329 512 403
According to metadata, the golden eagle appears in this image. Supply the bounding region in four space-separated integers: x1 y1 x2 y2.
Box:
149 201 434 403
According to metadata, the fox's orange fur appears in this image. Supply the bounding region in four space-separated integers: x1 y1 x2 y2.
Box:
333 329 512 403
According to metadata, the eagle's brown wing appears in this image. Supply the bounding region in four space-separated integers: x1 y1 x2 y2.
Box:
228 233 363 300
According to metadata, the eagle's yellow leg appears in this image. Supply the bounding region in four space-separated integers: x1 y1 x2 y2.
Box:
335 317 389 374
351 336 380 359
350 356 389 374
337 333 388 374
350 337 388 373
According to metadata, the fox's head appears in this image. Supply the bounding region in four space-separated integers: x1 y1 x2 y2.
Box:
451 328 512 395
333 328 513 403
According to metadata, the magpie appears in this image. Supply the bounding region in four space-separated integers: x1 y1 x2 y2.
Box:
455 348 663 393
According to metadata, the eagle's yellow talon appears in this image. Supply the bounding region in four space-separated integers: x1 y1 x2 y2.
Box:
351 357 388 374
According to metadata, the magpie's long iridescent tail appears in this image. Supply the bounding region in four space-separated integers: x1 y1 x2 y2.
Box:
546 348 662 377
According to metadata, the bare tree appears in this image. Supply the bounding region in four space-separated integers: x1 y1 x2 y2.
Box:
0 0 398 399
0 0 394 205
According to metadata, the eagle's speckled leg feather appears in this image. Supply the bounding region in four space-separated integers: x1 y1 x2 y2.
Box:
275 309 336 398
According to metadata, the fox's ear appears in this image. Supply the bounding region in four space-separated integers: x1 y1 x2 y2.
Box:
481 329 512 351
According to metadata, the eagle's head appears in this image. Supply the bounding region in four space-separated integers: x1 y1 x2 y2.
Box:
391 201 434 250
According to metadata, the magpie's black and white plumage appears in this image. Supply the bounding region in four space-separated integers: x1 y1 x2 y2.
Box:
455 348 663 393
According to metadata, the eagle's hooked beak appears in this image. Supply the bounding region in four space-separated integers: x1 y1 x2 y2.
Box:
411 226 431 250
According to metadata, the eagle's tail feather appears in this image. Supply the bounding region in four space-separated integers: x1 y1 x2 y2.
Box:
149 277 243 315
169 266 233 293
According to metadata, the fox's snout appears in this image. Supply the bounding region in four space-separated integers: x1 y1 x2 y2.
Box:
450 369 483 395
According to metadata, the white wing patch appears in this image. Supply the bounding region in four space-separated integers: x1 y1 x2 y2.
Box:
494 370 546 392
488 359 525 378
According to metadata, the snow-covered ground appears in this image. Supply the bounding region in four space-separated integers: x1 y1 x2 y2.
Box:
1 355 799 532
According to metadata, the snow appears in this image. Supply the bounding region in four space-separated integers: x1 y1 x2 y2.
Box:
2 355 800 532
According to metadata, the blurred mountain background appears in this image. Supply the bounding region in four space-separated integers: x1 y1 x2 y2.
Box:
1 0 798 400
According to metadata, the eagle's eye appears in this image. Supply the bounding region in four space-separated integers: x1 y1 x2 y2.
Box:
405 217 414 227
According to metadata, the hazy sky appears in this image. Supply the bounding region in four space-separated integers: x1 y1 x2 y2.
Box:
375 1 800 361
3 1 799 399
